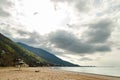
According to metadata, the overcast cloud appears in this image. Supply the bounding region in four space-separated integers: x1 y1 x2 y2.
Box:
0 0 120 66
0 0 13 17
84 18 114 43
48 30 111 54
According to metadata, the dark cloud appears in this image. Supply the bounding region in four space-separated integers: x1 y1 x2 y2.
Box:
80 57 93 61
96 45 111 52
0 19 112 55
51 0 73 3
0 8 10 17
51 0 92 12
0 0 13 17
0 23 13 37
74 0 91 12
0 0 12 6
15 31 43 45
85 19 113 43
49 30 95 53
12 30 43 46
48 30 111 54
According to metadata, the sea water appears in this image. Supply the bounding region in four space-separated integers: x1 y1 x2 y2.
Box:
53 67 120 77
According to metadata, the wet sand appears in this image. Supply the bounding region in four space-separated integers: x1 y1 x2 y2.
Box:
0 67 120 80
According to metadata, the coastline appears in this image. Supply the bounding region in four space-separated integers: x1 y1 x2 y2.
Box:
0 67 120 80
52 67 120 78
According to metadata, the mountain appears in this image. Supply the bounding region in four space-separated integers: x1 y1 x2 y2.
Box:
0 33 48 67
17 42 79 66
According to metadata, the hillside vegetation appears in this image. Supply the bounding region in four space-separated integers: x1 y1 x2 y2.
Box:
18 42 78 66
0 33 47 66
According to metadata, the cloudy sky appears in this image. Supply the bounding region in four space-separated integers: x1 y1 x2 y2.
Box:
0 0 120 66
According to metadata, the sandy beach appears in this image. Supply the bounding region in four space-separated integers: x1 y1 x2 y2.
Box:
0 67 120 80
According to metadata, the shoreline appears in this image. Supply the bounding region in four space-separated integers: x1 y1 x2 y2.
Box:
0 67 120 80
52 67 120 78
52 67 120 80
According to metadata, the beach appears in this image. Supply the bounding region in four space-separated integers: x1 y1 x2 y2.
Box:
0 67 120 80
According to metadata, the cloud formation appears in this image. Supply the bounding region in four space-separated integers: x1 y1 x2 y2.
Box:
14 31 44 46
84 18 114 43
0 0 13 17
0 0 120 65
79 57 93 61
0 7 10 17
51 0 98 13
74 0 92 12
48 30 111 54
0 24 44 46
51 0 73 2
0 23 111 55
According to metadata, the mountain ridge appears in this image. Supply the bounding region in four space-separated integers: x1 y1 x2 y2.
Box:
17 42 79 66
0 33 48 66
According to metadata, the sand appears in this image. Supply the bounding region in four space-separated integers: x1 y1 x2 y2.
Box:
0 67 120 80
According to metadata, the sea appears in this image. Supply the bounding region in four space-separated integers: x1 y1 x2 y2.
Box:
53 67 120 77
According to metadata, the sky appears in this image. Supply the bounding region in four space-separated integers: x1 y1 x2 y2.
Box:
0 0 120 66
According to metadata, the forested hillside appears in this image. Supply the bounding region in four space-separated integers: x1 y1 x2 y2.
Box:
0 33 47 66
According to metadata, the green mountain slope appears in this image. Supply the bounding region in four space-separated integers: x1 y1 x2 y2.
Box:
17 42 79 66
0 33 47 67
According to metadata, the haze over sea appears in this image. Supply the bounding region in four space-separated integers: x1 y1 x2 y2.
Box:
54 67 120 77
